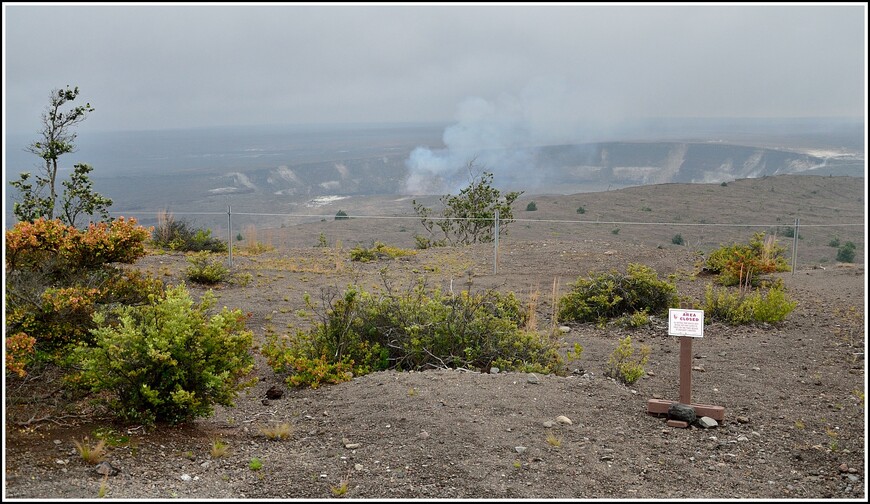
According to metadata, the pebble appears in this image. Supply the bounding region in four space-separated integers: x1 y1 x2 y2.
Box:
559 326 571 333
354 464 363 471
490 367 500 374
692 366 705 372
697 417 719 429
543 421 555 428
555 415 573 425
527 374 540 384
737 435 749 442
180 474 192 482
515 446 527 454
344 443 361 450
418 431 430 440
736 416 750 424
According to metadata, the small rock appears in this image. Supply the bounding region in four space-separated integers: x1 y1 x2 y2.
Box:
542 421 555 428
668 403 696 424
555 415 573 426
737 435 749 442
559 326 571 333
354 464 363 471
846 475 860 483
489 367 500 374
527 374 540 384
646 371 655 377
692 366 705 372
600 454 614 461
515 446 527 454
736 415 750 424
94 461 119 477
697 417 718 429
418 431 430 440
265 385 284 400
180 474 192 482
839 463 849 473
344 443 361 450
751 431 761 437
53 439 62 445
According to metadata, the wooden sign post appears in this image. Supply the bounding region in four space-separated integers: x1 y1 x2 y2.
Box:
647 304 725 423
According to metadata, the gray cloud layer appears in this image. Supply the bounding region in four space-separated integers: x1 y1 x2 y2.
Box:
3 4 865 135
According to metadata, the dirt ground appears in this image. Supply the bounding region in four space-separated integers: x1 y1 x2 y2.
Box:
3 175 867 500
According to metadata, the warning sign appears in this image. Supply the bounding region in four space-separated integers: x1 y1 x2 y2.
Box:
668 308 704 338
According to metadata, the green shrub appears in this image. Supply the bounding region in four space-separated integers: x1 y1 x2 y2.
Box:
702 281 797 325
526 201 538 211
349 242 416 262
606 336 649 385
828 238 840 248
611 228 620 235
576 206 586 214
616 309 651 329
151 213 226 253
672 234 685 246
186 252 230 284
263 282 562 387
73 284 255 425
335 210 349 220
705 232 790 286
836 242 856 263
558 264 677 325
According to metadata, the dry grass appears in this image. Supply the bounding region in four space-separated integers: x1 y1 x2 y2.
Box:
73 438 107 464
259 422 294 441
545 432 562 448
524 285 539 332
210 438 230 458
550 276 561 334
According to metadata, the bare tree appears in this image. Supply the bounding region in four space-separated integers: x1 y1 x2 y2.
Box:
11 86 111 226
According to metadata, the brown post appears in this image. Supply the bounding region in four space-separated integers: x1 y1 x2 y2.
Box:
679 336 692 404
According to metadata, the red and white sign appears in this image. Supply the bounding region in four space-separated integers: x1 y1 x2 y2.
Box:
668 308 704 338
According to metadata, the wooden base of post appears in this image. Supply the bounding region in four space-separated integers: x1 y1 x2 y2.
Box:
646 398 725 421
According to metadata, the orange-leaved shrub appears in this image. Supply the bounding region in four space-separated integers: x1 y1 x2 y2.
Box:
5 217 157 376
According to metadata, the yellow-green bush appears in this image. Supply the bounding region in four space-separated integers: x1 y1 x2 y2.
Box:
73 284 255 424
558 264 677 325
702 281 797 325
606 335 649 385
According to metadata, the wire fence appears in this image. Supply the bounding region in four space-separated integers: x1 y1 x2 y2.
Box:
107 207 865 275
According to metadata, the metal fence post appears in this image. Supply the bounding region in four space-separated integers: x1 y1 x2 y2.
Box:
227 205 233 268
493 209 499 275
791 217 799 275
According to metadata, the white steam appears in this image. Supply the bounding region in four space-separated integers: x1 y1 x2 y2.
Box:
404 79 618 195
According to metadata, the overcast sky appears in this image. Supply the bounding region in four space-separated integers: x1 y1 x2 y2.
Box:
2 3 866 135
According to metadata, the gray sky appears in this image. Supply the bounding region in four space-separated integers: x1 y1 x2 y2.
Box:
2 3 866 135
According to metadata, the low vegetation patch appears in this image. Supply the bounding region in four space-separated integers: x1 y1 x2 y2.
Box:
263 280 563 388
349 241 417 262
558 264 677 326
704 232 789 287
185 251 231 284
702 280 797 325
151 210 226 253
